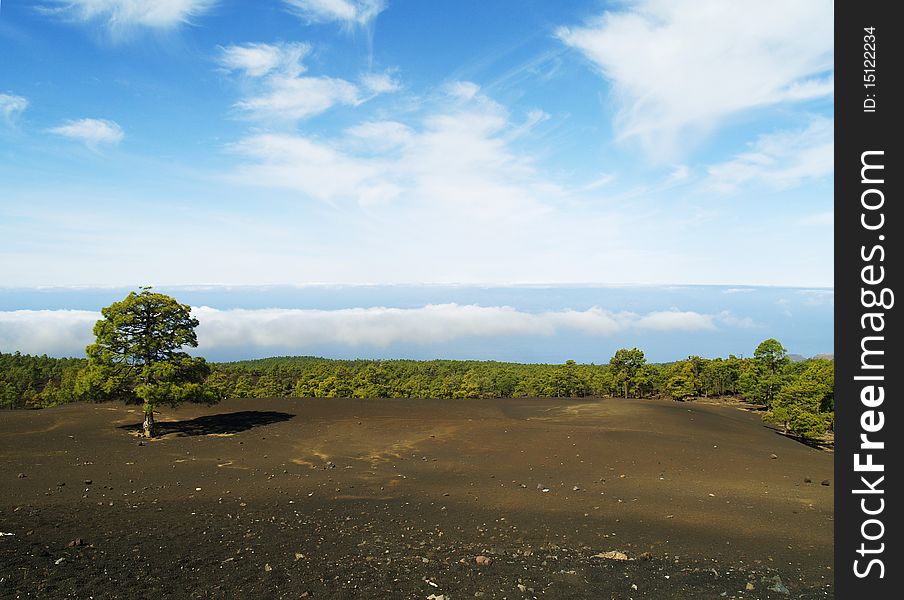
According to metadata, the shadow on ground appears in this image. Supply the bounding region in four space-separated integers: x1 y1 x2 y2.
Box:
118 411 295 437
769 426 834 450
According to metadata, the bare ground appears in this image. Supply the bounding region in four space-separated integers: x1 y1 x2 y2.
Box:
0 397 833 599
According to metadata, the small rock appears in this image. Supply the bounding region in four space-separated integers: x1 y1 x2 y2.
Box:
638 552 652 561
426 595 444 600
54 557 66 565
804 477 812 484
56 482 65 487
263 563 272 572
84 479 92 485
821 480 831 487
765 575 789 595
517 583 527 592
572 486 580 491
294 552 305 561
475 555 493 566
593 550 629 561
137 441 144 446
770 454 778 459
17 473 26 479
746 582 755 591
66 538 85 547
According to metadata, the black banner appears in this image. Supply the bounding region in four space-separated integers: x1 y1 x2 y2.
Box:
835 2 900 596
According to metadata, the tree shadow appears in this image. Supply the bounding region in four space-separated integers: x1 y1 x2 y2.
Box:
768 426 834 451
118 410 295 437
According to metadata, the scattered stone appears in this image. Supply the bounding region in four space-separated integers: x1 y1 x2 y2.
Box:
66 538 86 547
475 555 493 566
426 595 445 600
764 575 789 595
821 480 831 487
593 550 629 561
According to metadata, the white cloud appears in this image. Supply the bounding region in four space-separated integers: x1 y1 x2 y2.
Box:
42 0 217 34
0 310 98 356
706 117 833 192
0 304 753 356
219 42 364 122
218 42 309 78
557 0 833 157
228 81 555 221
360 71 401 95
635 310 715 332
283 0 385 28
48 118 124 147
0 93 28 122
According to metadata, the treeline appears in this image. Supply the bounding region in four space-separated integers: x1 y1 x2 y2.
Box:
0 338 833 438
0 352 86 409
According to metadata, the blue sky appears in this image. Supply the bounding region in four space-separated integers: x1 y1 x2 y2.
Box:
0 1 833 361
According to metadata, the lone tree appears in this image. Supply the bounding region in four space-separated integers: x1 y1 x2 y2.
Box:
77 288 213 437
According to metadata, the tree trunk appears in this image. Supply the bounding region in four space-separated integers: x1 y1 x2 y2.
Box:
143 406 155 438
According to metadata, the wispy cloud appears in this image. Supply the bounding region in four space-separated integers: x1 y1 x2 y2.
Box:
228 80 554 216
40 0 218 36
219 42 369 122
705 117 833 192
48 118 124 147
0 93 28 122
283 0 385 28
557 0 832 158
0 304 756 356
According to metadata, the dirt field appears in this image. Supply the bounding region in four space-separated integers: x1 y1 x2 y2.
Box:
0 397 833 599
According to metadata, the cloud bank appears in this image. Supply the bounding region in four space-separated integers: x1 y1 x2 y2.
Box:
0 304 754 357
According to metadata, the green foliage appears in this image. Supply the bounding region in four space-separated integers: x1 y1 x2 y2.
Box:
608 348 646 398
77 289 214 421
3 333 834 441
0 351 85 409
664 361 697 400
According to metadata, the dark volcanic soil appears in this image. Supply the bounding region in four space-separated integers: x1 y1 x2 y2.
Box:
0 397 833 599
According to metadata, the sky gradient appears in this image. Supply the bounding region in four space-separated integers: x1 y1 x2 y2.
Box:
0 1 833 362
